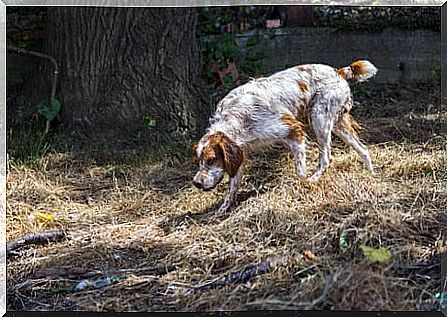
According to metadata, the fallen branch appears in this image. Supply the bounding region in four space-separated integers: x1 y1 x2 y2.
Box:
190 255 291 292
7 230 68 254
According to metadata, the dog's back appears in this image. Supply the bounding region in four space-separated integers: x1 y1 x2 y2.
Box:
208 63 355 148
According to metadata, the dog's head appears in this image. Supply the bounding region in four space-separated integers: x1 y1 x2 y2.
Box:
192 132 243 191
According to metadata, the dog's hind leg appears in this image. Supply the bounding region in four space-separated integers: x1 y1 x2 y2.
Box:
309 101 335 182
334 113 374 174
282 114 307 178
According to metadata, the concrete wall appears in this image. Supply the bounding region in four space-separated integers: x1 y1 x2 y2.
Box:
229 27 441 84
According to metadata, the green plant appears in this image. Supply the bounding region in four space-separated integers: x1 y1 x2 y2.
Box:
199 33 239 67
7 7 60 153
7 7 47 50
198 33 240 89
239 44 268 77
198 33 268 93
6 95 64 165
36 97 61 122
8 129 51 164
142 115 157 129
430 59 441 79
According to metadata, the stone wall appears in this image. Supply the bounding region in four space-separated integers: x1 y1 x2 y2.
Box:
231 27 442 84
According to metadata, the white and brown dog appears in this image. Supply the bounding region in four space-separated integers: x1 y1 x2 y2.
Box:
192 60 378 213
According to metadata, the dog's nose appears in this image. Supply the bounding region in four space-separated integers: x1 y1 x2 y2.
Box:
193 180 203 189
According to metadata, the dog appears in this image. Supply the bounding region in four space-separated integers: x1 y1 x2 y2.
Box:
192 60 378 213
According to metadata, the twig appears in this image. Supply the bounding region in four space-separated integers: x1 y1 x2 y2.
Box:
189 255 290 292
192 262 270 292
7 230 68 254
294 263 319 277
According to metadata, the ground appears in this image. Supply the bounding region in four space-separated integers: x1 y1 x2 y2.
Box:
6 81 446 311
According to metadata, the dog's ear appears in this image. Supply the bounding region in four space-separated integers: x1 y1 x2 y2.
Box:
219 137 243 178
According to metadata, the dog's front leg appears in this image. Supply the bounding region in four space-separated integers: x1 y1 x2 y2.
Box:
217 166 244 214
288 139 307 179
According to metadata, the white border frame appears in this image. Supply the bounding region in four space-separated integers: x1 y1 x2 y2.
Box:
1 2 445 316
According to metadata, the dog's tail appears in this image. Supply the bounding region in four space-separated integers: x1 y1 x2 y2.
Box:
336 60 378 82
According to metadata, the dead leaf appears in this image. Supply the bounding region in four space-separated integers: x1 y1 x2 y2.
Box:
303 250 319 262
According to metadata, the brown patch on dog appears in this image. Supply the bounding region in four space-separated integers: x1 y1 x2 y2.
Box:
201 132 244 178
200 136 223 168
336 61 371 80
349 60 368 78
192 144 200 166
347 115 362 134
298 81 308 93
339 113 362 135
335 68 347 79
282 114 306 142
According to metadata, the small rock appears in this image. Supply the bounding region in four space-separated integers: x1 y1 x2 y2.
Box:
74 280 90 292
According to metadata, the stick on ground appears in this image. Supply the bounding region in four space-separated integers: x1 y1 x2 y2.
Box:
190 255 291 292
7 230 68 254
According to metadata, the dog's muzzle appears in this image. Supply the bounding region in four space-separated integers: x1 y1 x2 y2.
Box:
193 170 224 191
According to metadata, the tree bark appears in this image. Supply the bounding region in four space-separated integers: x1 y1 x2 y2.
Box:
41 7 210 144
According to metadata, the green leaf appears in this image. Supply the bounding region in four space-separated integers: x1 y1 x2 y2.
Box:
36 98 61 122
339 230 349 252
360 245 392 263
142 115 156 128
17 41 28 49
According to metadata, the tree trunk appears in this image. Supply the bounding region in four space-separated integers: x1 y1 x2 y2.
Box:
41 7 210 144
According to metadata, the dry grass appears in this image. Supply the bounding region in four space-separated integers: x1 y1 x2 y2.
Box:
6 82 447 311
